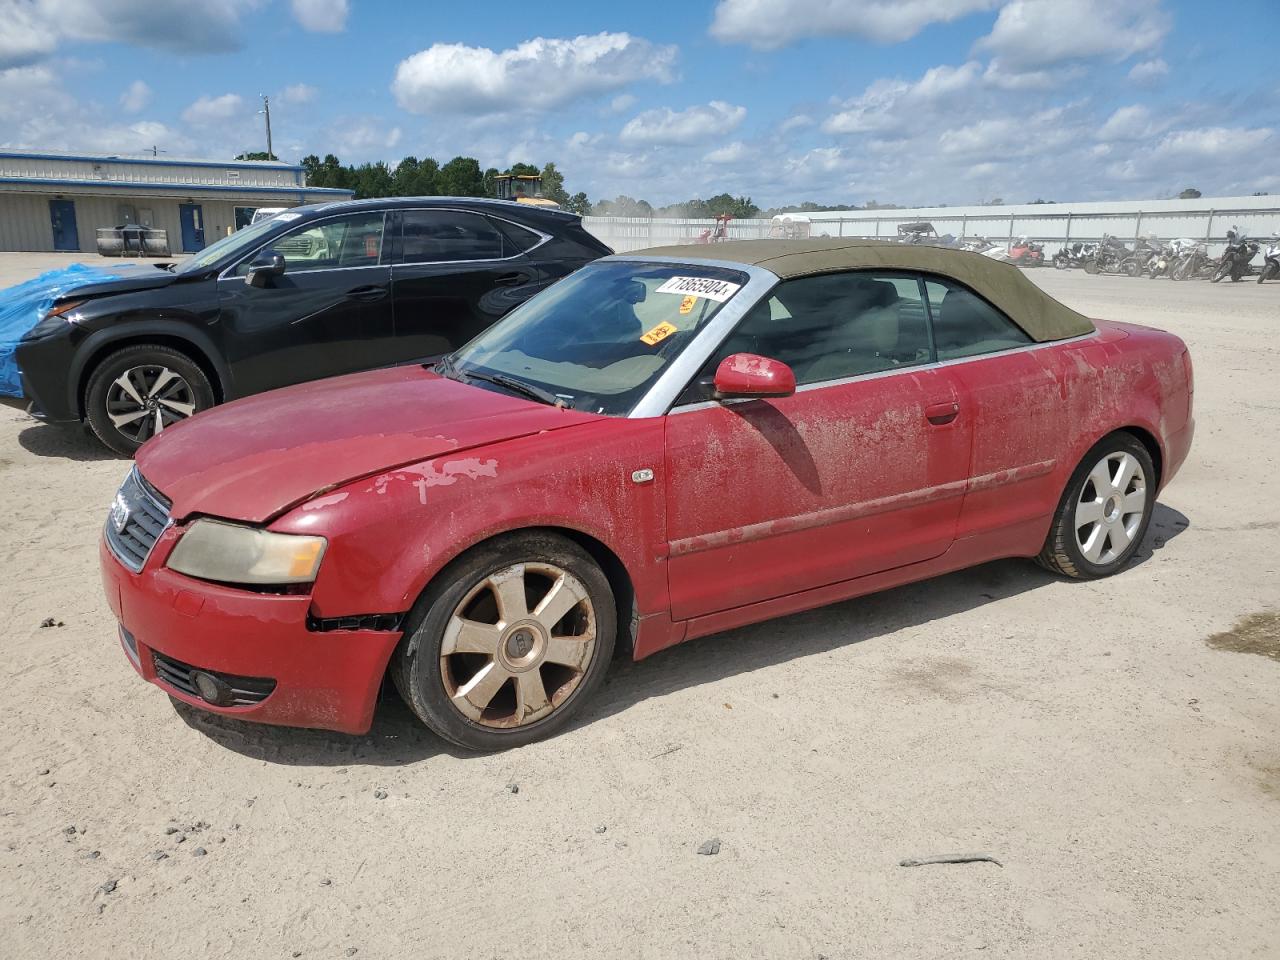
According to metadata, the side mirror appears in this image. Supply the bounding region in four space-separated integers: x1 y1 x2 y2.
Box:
713 353 796 401
245 252 286 287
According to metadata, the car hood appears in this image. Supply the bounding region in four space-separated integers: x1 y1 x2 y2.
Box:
66 263 183 300
135 365 602 523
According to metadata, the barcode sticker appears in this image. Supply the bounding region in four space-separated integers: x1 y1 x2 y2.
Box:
655 276 741 302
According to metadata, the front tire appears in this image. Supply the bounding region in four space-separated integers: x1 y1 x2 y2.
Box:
392 532 616 751
1036 432 1155 580
84 344 215 456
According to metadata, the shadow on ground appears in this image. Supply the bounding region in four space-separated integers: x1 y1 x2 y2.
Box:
18 421 124 462
174 503 1190 766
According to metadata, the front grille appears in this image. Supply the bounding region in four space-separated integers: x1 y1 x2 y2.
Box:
104 468 171 572
152 650 276 706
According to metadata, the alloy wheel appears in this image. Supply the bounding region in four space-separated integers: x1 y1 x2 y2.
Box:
440 562 597 729
105 364 196 443
1074 451 1147 565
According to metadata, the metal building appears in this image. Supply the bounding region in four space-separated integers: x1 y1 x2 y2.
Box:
0 150 354 254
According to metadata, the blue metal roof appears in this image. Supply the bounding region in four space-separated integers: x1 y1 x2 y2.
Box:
0 175 353 200
0 150 304 172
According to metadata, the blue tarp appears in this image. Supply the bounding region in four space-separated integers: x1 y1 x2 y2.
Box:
0 264 123 397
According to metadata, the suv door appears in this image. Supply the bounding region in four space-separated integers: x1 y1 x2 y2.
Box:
216 211 396 396
664 271 973 621
388 209 550 361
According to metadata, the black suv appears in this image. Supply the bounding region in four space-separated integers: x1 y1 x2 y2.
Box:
16 197 611 454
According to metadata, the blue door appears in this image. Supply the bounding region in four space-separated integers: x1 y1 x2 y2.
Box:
49 199 79 251
179 203 205 252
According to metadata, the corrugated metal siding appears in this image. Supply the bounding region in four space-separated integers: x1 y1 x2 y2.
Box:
0 153 299 188
0 193 296 252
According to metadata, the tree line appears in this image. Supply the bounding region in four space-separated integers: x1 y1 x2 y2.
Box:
293 152 861 220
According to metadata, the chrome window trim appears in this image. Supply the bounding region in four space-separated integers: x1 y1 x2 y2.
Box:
618 257 780 419
665 329 1100 415
392 207 552 266
217 210 390 281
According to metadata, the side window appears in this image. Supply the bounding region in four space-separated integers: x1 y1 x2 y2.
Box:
924 278 1031 359
492 217 544 254
240 213 385 274
679 271 933 401
399 210 507 264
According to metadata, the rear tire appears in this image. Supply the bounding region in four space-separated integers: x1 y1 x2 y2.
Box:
84 344 215 457
1036 432 1155 580
392 532 616 751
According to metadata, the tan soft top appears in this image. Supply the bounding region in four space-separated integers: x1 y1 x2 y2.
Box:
628 238 1095 343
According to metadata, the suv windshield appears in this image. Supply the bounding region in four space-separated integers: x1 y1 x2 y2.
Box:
447 260 749 416
174 214 294 274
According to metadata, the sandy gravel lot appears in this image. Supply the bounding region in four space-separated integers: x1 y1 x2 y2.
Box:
1 260 1277 960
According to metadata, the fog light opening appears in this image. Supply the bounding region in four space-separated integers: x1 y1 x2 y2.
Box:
191 670 230 706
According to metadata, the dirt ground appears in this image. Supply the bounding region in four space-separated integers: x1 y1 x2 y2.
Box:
1 258 1277 960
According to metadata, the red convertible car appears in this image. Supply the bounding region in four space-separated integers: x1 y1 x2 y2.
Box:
100 239 1194 750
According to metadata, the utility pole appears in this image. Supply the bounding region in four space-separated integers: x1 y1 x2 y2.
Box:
259 94 273 159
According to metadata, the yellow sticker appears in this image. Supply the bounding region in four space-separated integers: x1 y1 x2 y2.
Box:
679 295 697 315
640 321 678 346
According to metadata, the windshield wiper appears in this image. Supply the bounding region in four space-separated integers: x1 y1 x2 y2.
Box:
459 369 571 409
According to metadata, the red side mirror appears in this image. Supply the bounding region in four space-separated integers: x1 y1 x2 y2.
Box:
713 353 796 401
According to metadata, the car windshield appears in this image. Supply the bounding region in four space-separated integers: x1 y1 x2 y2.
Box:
446 260 750 416
174 215 293 274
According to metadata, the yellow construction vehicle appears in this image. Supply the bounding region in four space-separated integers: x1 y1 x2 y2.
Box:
493 173 560 208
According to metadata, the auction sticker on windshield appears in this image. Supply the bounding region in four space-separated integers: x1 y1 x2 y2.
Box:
655 276 741 302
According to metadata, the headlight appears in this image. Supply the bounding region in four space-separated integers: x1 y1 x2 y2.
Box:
23 300 86 340
166 519 326 586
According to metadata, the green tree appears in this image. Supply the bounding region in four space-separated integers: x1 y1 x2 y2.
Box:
393 156 439 196
352 161 394 199
507 161 541 177
565 191 592 216
438 156 486 197
236 150 279 161
482 166 500 198
1178 187 1202 199
541 162 569 205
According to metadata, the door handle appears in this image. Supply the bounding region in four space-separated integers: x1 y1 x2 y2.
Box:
494 272 526 286
346 284 388 302
925 400 960 425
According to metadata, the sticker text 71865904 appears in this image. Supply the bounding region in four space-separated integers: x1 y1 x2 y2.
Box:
655 276 742 302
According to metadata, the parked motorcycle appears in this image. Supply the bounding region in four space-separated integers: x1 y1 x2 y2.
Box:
1148 238 1199 278
1211 228 1260 282
1257 236 1280 283
1007 236 1045 267
1119 237 1162 277
1171 244 1215 280
1083 234 1132 275
1053 241 1097 269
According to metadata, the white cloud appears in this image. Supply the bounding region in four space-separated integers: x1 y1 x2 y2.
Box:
290 0 347 32
392 33 677 114
1097 104 1166 141
620 101 746 145
823 61 981 134
1128 58 1169 84
119 79 151 113
704 141 748 164
982 58 1061 91
974 0 1170 70
779 114 814 133
1153 126 1274 160
609 93 637 113
710 0 1000 49
278 83 318 104
182 93 244 125
0 0 257 67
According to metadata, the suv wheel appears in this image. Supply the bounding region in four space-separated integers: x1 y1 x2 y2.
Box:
84 344 215 456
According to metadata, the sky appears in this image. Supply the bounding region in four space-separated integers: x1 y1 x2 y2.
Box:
1 0 1278 208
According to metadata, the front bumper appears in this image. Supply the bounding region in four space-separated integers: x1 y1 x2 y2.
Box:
14 333 80 423
100 536 403 735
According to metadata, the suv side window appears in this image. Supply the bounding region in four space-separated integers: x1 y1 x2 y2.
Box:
924 278 1031 359
241 213 386 274
678 271 934 403
400 210 507 264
